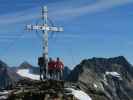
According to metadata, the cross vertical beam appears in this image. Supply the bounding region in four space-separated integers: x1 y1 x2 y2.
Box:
26 6 63 80
42 6 48 79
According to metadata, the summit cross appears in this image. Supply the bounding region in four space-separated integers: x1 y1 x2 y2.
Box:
26 6 63 80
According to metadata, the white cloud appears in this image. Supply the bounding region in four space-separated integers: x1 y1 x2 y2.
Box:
0 0 133 24
0 32 37 44
51 0 133 20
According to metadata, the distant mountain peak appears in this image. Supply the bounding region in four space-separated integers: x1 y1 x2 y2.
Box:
89 56 127 62
19 61 32 69
80 56 130 68
0 60 8 68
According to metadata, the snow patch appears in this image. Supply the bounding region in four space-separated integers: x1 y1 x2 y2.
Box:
0 91 9 95
105 71 121 78
17 69 40 80
0 91 10 100
66 88 92 100
0 96 8 99
93 83 98 88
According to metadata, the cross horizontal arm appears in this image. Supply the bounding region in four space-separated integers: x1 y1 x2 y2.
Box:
49 26 63 32
26 24 43 31
26 24 63 32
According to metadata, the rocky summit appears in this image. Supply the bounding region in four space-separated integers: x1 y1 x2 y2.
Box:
7 79 75 100
68 56 133 100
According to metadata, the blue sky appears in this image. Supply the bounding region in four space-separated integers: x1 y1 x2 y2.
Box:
0 0 133 68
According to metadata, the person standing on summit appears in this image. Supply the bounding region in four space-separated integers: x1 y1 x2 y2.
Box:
55 57 64 80
48 57 56 79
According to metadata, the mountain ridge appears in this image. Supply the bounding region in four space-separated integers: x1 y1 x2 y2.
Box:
1 56 133 100
67 56 133 100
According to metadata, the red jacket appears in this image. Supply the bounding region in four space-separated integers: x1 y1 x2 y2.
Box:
55 61 64 70
48 61 56 70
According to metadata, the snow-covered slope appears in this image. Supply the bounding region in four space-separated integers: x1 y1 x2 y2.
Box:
17 69 40 80
66 88 92 100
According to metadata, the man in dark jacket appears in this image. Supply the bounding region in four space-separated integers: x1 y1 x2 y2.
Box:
38 57 46 80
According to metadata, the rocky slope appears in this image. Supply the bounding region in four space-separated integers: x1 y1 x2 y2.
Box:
68 56 133 100
0 61 37 89
0 60 21 89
